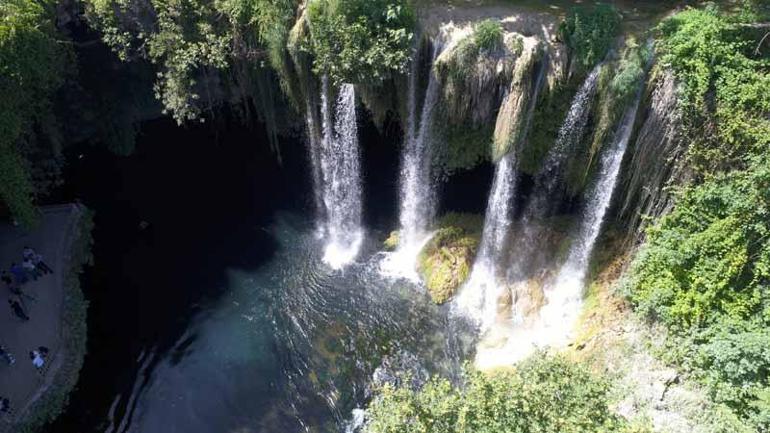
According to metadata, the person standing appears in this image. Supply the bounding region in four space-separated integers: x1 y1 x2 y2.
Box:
8 298 29 321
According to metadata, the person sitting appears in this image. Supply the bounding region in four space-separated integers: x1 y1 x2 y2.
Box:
29 346 49 370
8 298 29 322
0 344 14 366
0 397 9 414
22 258 42 280
24 247 52 275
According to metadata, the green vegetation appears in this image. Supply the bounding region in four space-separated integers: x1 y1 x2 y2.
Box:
417 213 482 304
565 39 649 196
383 230 399 251
656 5 770 172
559 4 620 71
365 353 632 433
439 124 492 175
626 5 770 430
303 0 415 86
435 19 510 90
472 19 504 52
18 207 93 432
85 0 299 123
0 0 69 227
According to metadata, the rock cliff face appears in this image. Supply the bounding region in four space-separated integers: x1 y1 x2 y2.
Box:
616 70 691 240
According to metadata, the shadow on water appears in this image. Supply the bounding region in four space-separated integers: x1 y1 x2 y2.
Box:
47 102 482 433
49 114 309 432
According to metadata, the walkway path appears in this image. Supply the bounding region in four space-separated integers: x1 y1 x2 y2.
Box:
0 204 83 429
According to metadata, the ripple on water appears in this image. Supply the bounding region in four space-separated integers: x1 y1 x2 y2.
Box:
110 213 477 433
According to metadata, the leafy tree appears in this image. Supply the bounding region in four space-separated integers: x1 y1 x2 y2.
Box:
627 5 770 430
365 354 630 433
84 0 299 123
0 0 69 226
303 0 415 85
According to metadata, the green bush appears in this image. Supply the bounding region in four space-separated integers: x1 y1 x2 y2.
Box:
473 19 503 52
656 7 770 171
365 353 630 432
85 0 299 123
559 4 620 70
626 6 770 429
304 0 415 86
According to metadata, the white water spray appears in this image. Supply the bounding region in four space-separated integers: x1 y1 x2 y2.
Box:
455 152 518 329
312 79 363 269
476 89 642 369
381 44 442 280
455 44 545 329
539 90 642 339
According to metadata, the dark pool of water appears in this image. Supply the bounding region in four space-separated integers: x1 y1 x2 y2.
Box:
48 113 489 433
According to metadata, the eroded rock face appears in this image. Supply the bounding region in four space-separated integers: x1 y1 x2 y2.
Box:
492 36 544 160
617 70 690 239
434 26 523 127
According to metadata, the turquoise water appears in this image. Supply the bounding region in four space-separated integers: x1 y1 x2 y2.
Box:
117 214 475 432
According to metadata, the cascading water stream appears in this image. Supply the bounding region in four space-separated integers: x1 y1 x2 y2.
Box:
455 43 545 329
475 88 643 369
509 64 603 279
455 152 518 328
538 89 643 339
313 79 364 269
380 42 443 280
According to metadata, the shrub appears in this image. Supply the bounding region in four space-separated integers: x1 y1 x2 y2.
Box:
473 19 503 52
305 0 415 85
85 0 299 123
559 4 620 70
364 353 629 432
656 7 770 171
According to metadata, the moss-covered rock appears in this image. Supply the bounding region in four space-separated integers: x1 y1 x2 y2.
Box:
383 230 400 251
417 213 483 304
430 23 532 174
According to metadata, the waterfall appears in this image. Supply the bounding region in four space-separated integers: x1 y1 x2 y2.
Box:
381 44 442 279
475 89 643 369
509 64 603 278
311 79 364 270
455 43 545 329
539 90 643 338
527 64 602 220
455 152 518 328
306 97 325 234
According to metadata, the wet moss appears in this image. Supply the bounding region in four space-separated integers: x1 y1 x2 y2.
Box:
417 213 483 304
383 230 400 251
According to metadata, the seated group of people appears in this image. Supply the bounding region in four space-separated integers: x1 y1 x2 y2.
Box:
0 247 55 418
2 246 52 322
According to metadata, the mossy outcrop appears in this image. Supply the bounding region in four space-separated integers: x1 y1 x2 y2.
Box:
430 23 528 174
491 36 544 160
383 230 400 251
417 213 483 304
